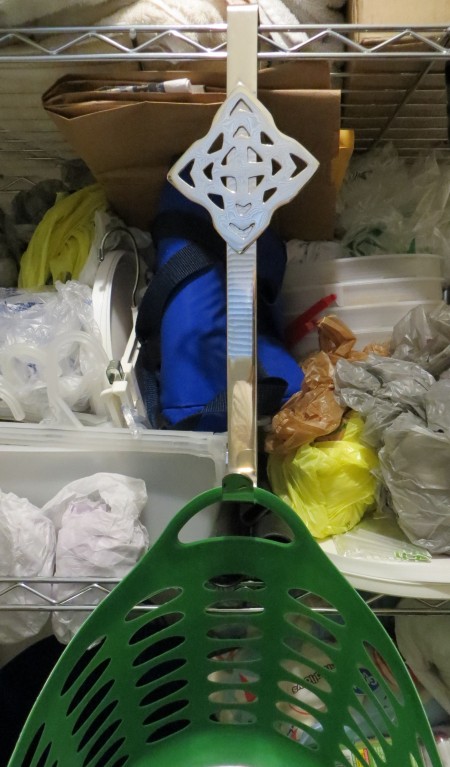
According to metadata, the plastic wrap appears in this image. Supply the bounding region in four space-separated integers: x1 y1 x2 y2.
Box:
391 302 450 378
0 281 110 425
42 473 149 644
379 413 450 554
0 491 55 644
337 143 450 280
426 378 450 435
333 517 431 562
334 354 435 448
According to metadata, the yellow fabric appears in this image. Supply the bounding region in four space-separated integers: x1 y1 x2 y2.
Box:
19 184 108 289
267 412 378 540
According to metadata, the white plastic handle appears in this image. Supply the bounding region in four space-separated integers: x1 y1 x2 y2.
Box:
47 331 111 423
0 377 25 421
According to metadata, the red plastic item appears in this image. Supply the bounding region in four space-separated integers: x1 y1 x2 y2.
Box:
285 293 337 348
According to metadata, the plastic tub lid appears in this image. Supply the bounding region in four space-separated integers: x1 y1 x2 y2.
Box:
285 253 444 285
319 517 450 600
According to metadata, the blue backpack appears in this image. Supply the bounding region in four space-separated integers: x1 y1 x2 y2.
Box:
135 181 303 431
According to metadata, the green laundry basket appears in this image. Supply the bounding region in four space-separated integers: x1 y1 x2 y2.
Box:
7 475 440 767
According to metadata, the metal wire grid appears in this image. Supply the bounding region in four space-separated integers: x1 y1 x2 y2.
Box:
0 580 448 614
0 22 449 209
0 24 449 61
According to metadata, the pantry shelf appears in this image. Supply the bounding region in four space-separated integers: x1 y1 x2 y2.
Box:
0 24 449 61
0 580 448 613
0 23 450 614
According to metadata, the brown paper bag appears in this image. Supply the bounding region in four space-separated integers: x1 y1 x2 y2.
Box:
42 63 340 239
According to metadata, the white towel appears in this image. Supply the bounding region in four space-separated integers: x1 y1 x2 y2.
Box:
395 598 450 717
0 0 345 52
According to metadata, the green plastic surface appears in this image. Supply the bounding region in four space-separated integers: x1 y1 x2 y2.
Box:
8 476 441 767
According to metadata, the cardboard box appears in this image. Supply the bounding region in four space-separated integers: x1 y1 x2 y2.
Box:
347 0 450 42
42 64 341 241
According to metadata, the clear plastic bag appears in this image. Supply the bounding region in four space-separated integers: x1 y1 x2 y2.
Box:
333 517 432 562
337 143 450 279
395 599 450 717
0 281 110 425
0 490 55 644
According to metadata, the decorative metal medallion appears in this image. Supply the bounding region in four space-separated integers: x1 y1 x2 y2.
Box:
168 84 319 253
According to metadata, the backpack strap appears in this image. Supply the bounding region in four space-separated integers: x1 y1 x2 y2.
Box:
172 373 289 432
136 242 220 343
136 211 224 341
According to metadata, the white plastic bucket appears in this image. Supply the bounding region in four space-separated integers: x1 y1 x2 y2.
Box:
284 253 443 286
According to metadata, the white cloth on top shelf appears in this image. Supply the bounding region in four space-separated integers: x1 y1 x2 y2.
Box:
395 598 450 717
0 0 346 52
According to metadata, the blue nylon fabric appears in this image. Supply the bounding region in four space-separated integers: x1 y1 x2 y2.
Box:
137 181 303 430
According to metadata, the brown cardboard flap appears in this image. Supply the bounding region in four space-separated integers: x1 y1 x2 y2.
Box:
42 61 332 97
43 66 340 240
346 0 450 43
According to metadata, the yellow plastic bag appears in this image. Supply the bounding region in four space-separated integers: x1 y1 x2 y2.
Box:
267 412 378 539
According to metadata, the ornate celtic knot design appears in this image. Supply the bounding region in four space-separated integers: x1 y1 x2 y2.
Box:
169 84 319 252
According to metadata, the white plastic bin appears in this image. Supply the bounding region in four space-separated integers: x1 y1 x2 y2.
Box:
0 425 227 544
284 300 442 334
282 276 443 312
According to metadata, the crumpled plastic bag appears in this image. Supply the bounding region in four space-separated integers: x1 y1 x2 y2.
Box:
379 413 450 554
391 302 450 378
316 314 390 364
425 378 450 436
267 412 379 539
266 351 345 454
266 315 390 455
0 491 55 644
0 280 109 426
337 143 450 280
42 473 149 643
334 354 436 449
